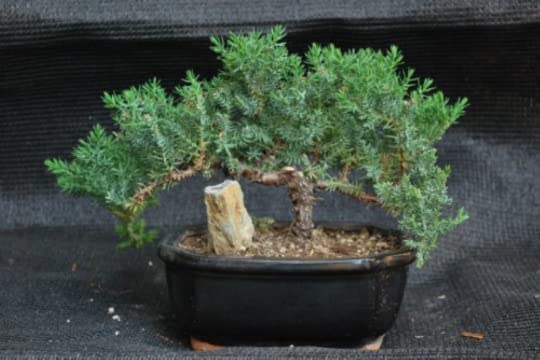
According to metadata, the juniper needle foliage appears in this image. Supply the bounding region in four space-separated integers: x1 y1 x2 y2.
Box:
46 26 467 265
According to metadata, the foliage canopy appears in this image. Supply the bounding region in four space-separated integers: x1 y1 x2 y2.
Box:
46 26 468 266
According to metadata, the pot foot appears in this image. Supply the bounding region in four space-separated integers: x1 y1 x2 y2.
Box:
190 336 224 351
357 334 385 351
190 335 385 351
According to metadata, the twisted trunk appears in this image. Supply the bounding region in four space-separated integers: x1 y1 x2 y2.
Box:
240 167 315 240
287 171 315 239
239 166 383 240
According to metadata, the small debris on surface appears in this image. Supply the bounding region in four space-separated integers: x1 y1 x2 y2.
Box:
157 333 176 343
414 335 424 339
89 298 94 303
112 315 121 322
109 289 134 296
461 331 485 340
437 294 447 300
148 260 153 267
289 344 294 348
359 227 370 240
534 293 540 299
108 307 115 315
66 319 71 323
71 263 78 272
114 331 120 336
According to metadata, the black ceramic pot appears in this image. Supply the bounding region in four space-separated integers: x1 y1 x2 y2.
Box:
158 225 415 347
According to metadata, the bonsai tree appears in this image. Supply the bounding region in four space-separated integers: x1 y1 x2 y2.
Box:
46 26 467 266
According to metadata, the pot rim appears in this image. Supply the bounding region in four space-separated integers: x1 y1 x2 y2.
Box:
158 224 416 274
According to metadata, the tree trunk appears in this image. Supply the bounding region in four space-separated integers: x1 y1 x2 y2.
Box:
239 166 315 240
287 172 315 239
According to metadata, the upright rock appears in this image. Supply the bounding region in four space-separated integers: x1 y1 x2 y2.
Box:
204 180 254 255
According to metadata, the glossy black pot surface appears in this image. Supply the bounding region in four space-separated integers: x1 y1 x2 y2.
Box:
158 225 416 347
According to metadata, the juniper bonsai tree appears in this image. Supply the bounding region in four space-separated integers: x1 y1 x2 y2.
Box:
46 26 467 266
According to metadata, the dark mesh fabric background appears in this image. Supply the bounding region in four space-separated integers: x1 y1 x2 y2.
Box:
1 1 539 359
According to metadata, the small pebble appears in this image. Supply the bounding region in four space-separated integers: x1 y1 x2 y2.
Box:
115 331 120 336
437 294 447 300
359 227 370 239
108 307 115 314
414 335 424 339
112 314 121 322
66 319 71 323
148 261 153 267
89 298 94 303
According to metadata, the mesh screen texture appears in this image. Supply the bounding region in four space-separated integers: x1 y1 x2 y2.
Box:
0 1 539 359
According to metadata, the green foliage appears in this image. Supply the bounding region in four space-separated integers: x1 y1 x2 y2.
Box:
45 124 146 208
205 25 323 172
46 76 208 248
113 208 157 249
253 217 276 233
46 26 468 265
102 77 206 179
375 167 468 266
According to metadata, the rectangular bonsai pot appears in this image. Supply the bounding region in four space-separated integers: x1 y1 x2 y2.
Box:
158 227 415 347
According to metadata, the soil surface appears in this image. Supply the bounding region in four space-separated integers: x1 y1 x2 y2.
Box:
178 223 402 259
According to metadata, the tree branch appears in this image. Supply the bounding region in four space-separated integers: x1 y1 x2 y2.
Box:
239 166 295 186
346 191 383 205
129 151 206 207
238 166 383 206
131 167 199 205
316 180 383 206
